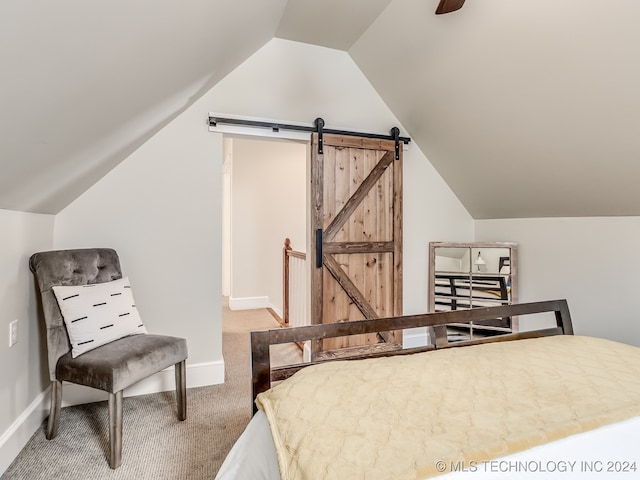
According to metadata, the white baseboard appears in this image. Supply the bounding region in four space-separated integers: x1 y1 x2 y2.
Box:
61 360 224 406
0 360 224 476
228 297 284 319
303 341 312 363
228 296 270 310
402 328 429 349
0 388 50 476
269 303 283 319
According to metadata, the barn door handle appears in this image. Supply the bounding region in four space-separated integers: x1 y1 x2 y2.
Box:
315 229 323 268
315 118 324 154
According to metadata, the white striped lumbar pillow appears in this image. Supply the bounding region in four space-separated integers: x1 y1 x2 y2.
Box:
52 277 147 357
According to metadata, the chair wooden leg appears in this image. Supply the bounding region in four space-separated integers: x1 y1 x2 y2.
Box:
46 380 62 440
108 391 123 469
175 360 186 421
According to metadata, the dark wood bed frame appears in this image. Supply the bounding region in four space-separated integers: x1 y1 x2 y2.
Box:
251 299 573 412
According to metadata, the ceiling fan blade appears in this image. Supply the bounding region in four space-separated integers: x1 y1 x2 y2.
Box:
435 0 466 15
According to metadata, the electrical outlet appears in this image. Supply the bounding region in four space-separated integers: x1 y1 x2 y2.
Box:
9 320 18 347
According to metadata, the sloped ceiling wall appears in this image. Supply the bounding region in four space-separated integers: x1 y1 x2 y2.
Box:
2 0 639 218
275 0 392 50
350 0 640 218
0 0 288 213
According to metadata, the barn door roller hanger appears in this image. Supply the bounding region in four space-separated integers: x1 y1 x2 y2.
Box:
208 116 410 160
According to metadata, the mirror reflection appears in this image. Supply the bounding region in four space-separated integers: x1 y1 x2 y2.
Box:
429 242 518 343
433 247 469 273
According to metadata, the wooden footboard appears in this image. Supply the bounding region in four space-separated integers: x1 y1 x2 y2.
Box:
251 299 573 411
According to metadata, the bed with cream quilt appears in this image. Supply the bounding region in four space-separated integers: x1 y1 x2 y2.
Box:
216 301 640 479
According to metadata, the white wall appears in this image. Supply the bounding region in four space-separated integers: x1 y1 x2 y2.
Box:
0 209 54 473
222 138 232 297
54 108 222 378
476 217 640 347
229 137 307 314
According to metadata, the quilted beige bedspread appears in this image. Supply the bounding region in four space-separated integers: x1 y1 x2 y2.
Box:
256 335 640 480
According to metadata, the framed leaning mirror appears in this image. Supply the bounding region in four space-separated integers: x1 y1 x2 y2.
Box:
428 241 518 344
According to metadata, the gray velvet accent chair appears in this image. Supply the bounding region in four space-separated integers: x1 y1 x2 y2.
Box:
29 248 188 469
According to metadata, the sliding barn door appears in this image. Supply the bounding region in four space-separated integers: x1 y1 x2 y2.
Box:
310 133 402 354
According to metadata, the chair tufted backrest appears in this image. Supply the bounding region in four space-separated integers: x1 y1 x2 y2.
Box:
29 248 122 381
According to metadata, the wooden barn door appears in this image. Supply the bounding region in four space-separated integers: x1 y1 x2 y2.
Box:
310 133 402 356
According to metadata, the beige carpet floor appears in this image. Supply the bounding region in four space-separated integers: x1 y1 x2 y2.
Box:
1 305 301 480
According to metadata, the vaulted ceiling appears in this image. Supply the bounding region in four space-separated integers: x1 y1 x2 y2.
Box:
2 0 639 218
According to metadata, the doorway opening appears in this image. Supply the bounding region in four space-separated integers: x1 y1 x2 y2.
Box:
221 133 309 368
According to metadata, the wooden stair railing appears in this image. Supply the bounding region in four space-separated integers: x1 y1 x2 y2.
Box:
283 238 307 328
